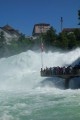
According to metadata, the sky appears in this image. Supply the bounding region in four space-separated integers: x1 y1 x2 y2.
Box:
0 0 80 36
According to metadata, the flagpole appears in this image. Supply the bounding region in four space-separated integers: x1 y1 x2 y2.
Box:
41 36 44 70
61 17 63 32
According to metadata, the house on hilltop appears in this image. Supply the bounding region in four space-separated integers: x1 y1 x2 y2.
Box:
62 28 80 34
0 24 21 43
32 23 50 36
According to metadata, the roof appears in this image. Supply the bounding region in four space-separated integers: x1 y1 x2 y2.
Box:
34 23 50 26
62 28 80 32
2 25 13 30
1 24 20 36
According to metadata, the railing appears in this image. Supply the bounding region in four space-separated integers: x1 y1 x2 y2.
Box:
40 67 80 79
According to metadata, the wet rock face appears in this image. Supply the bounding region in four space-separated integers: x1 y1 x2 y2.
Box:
69 78 80 89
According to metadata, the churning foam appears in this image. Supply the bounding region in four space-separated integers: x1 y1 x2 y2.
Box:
0 48 80 91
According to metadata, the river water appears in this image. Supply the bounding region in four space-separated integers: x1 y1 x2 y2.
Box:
0 48 80 120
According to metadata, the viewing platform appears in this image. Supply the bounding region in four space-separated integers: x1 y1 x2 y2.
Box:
41 73 80 79
40 66 80 89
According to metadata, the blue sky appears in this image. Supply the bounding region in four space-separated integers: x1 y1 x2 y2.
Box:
0 0 80 35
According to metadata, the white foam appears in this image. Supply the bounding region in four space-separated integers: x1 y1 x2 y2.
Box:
0 48 80 91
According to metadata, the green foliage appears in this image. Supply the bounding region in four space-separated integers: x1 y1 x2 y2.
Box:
18 38 34 50
57 32 69 49
10 37 34 53
78 10 80 25
74 29 80 40
0 9 80 56
67 33 77 49
0 21 80 57
0 31 6 47
42 26 57 47
40 26 80 50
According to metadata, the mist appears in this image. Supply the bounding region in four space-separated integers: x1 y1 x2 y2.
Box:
0 48 80 91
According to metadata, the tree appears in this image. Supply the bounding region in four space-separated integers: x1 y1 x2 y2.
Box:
0 31 6 57
78 10 80 25
58 32 69 49
74 28 80 40
18 33 25 42
0 31 5 47
67 33 77 49
43 26 57 47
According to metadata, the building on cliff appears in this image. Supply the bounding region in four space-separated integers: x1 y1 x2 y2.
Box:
0 24 21 43
32 23 50 36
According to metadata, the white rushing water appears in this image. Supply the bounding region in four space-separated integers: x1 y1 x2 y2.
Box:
0 48 80 91
0 48 80 120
